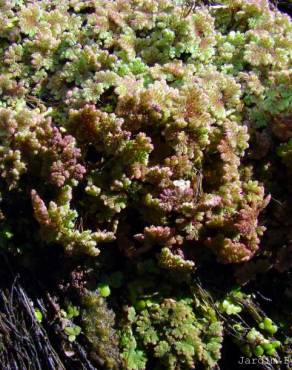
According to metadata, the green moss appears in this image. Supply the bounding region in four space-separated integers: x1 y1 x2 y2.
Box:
81 292 121 369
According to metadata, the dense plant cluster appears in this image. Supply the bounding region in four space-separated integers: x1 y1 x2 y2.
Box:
119 274 223 370
0 0 291 369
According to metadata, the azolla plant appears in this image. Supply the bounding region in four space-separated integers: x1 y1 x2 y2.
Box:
2 0 290 266
0 0 291 368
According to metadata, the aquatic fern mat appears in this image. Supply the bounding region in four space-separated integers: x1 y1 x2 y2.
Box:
0 0 291 369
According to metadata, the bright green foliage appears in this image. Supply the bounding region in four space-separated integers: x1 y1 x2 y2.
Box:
220 297 242 315
34 308 43 323
66 304 80 319
259 317 278 335
218 287 244 315
60 303 82 342
218 288 284 359
245 328 278 357
119 277 223 370
60 303 80 319
98 283 111 297
60 304 81 342
64 324 81 342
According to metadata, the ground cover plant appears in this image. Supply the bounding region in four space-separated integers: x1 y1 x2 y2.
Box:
0 0 291 369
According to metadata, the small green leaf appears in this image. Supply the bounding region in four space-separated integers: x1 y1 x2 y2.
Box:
34 309 43 323
74 325 81 335
64 326 76 336
98 283 111 297
254 345 264 357
68 335 76 342
67 304 79 319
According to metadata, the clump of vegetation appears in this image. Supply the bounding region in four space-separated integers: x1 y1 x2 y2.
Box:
119 292 223 370
81 291 121 369
0 0 291 368
2 0 288 266
217 287 290 363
